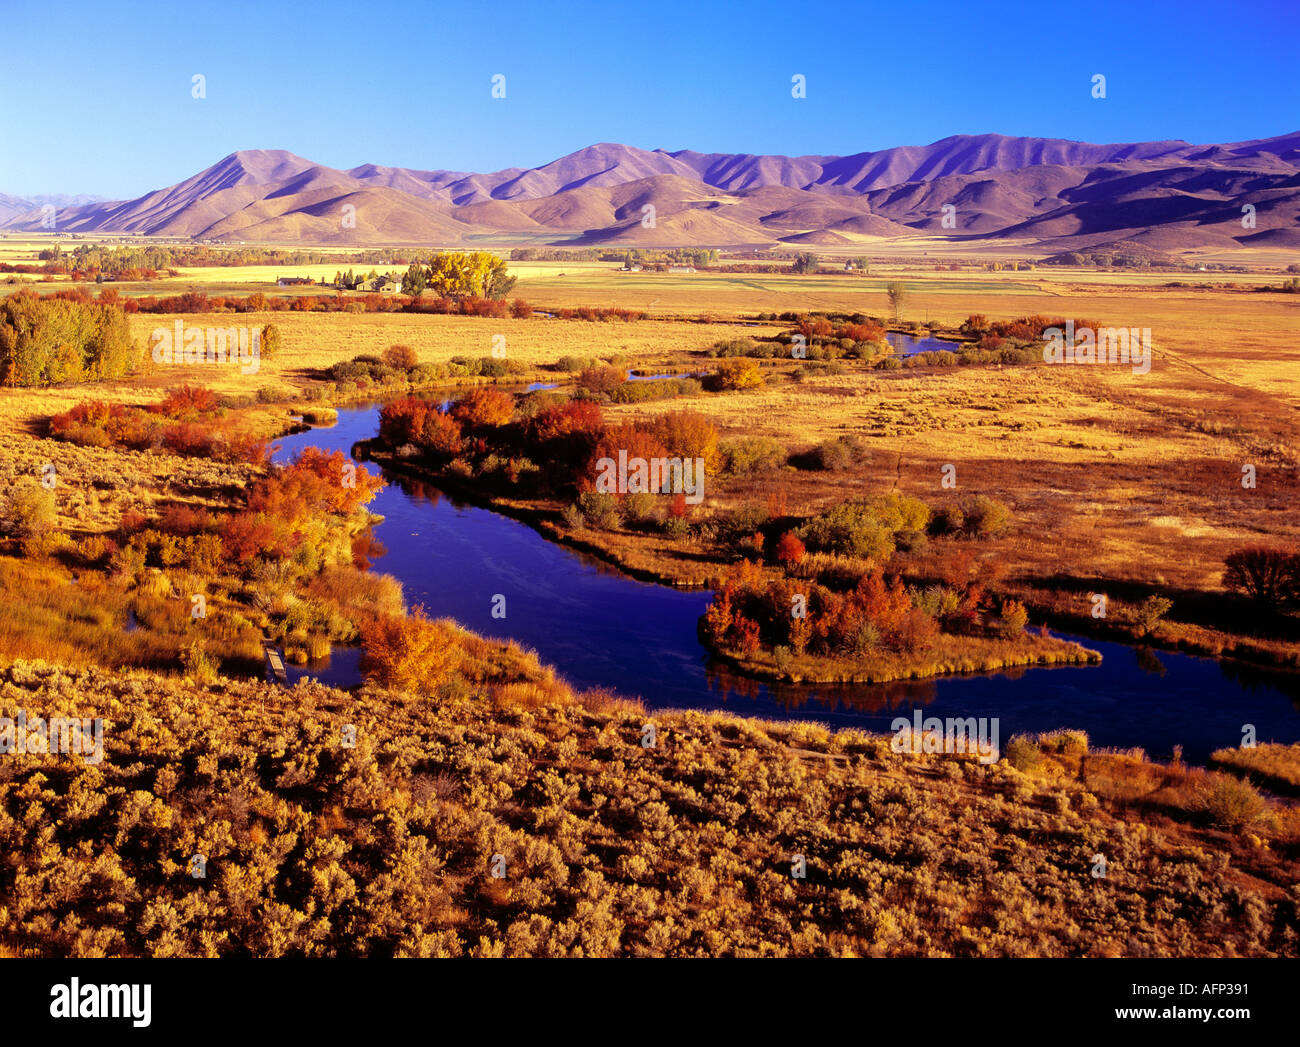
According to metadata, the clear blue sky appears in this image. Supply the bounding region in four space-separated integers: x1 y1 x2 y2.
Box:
2 0 1297 199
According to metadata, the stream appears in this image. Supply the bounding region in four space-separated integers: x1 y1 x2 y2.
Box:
271 402 1300 763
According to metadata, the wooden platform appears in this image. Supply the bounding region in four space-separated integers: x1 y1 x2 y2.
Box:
263 642 288 686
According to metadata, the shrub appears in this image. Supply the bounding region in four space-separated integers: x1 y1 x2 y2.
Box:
450 387 514 428
554 354 597 373
360 611 462 691
379 396 429 446
157 384 219 419
159 504 212 536
606 377 699 404
1196 775 1266 830
1004 736 1041 771
929 505 965 536
809 436 868 471
1133 595 1173 636
797 493 930 562
1223 547 1299 606
380 398 463 456
575 491 621 530
705 357 764 390
576 365 627 396
529 399 605 443
3 481 56 538
587 424 671 490
1038 729 1088 755
528 400 606 483
383 344 418 370
999 599 1029 638
708 336 759 357
960 495 1012 538
799 502 894 561
180 640 219 684
774 531 806 565
663 515 690 539
723 436 787 475
650 410 720 472
259 323 282 359
622 491 661 527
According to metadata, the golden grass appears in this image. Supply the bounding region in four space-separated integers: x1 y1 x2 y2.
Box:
0 658 1294 957
1211 743 1300 795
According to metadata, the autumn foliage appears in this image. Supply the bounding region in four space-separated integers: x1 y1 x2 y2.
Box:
704 567 942 659
49 388 267 464
379 397 464 456
360 610 463 691
450 387 514 429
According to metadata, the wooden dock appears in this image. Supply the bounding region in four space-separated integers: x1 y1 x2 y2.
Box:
263 641 288 686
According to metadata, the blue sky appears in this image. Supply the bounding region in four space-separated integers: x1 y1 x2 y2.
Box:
2 0 1297 198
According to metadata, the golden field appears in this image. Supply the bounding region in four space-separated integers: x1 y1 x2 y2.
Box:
1 659 1296 957
0 249 1298 958
2 261 1296 636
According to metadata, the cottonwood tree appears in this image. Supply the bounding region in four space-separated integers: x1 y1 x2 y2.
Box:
887 281 906 320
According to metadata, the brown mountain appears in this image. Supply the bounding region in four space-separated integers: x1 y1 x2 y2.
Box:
5 134 1298 252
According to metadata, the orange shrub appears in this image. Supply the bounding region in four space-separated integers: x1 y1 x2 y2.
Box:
383 344 418 370
651 410 720 472
774 531 806 564
360 611 462 691
157 385 219 419
451 387 514 429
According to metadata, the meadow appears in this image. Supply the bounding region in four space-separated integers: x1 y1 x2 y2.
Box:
3 253 1298 659
1 658 1296 957
1 244 1297 957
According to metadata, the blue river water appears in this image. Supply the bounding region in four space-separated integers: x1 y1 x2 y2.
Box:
271 403 1300 763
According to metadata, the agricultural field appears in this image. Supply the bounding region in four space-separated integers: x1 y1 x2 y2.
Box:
2 237 1299 966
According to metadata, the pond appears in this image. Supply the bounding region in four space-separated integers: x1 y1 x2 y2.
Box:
271 403 1300 764
886 331 965 355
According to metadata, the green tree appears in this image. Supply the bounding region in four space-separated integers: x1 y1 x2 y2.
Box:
887 281 906 320
791 252 819 275
401 262 427 297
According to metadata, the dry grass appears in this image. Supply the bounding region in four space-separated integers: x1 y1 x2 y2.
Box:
1212 743 1300 796
0 659 1294 957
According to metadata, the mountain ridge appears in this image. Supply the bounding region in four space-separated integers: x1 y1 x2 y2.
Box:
5 132 1299 251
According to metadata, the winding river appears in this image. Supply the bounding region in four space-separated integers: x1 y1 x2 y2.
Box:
272 403 1300 764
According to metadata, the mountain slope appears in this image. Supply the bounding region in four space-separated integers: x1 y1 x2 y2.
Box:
4 132 1298 251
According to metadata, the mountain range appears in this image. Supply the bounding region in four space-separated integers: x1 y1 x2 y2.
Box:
4 132 1299 252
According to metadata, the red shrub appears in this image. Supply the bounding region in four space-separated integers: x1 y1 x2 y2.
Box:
219 514 284 565
450 387 514 429
157 384 219 419
161 422 218 457
842 321 886 343
159 504 213 536
529 400 605 443
774 531 806 565
379 396 430 447
417 411 463 456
